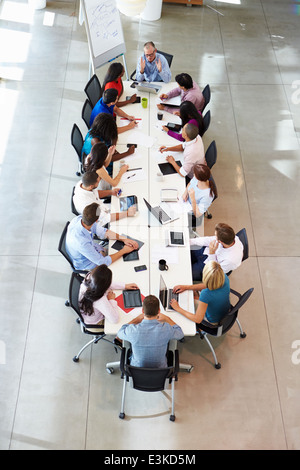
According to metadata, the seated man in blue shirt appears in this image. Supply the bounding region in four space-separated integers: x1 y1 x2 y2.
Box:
136 41 171 83
117 295 183 368
65 202 139 272
89 88 137 130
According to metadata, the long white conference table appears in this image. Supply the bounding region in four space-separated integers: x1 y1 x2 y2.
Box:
103 81 196 338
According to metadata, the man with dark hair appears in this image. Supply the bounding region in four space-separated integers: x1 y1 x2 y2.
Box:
89 88 137 130
117 295 183 368
159 123 205 179
190 222 244 281
73 171 136 223
158 72 204 114
136 41 171 83
65 202 139 272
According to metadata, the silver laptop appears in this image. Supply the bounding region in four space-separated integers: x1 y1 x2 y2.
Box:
159 275 179 312
136 83 162 94
143 198 179 225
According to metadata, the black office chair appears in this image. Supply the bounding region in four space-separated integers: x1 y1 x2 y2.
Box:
71 186 80 216
205 140 217 170
130 50 174 81
84 74 101 107
81 98 93 129
227 228 249 276
201 84 211 112
71 123 84 176
197 287 254 369
68 272 119 363
200 110 211 137
119 339 179 421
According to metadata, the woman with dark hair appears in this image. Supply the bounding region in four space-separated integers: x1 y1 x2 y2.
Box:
84 142 128 189
158 73 204 114
81 112 135 172
79 264 138 325
102 62 137 107
162 101 204 141
182 163 217 224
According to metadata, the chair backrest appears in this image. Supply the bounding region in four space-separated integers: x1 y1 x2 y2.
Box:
157 50 173 67
71 186 80 216
84 74 101 107
236 228 249 262
71 124 83 159
205 140 217 169
229 288 254 318
68 272 84 316
201 110 211 136
58 222 74 269
82 99 93 129
202 84 211 112
126 365 173 392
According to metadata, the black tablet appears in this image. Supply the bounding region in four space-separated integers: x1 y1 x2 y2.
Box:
123 289 142 308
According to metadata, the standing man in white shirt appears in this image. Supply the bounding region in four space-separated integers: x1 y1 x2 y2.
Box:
190 222 244 281
73 171 136 225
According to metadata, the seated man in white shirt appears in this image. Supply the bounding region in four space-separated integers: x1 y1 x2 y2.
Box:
159 124 205 181
73 171 136 226
190 222 244 281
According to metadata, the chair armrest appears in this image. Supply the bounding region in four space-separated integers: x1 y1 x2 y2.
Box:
230 288 242 299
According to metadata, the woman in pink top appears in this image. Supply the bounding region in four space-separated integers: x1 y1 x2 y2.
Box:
79 265 138 325
157 73 205 114
162 101 204 142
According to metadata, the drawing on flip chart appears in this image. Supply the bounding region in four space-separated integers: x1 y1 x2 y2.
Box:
87 0 123 57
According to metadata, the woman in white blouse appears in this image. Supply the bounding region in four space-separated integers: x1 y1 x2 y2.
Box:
79 264 138 325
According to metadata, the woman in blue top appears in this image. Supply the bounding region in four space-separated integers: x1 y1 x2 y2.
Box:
182 163 217 226
170 261 230 326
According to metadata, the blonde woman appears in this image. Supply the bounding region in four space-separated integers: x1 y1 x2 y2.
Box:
170 261 230 326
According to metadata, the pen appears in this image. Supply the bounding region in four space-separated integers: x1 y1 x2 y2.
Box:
127 173 136 179
126 168 142 172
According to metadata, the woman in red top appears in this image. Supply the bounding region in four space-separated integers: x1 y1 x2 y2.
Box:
103 62 136 108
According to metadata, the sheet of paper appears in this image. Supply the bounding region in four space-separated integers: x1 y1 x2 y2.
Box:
119 118 143 129
170 197 193 214
156 95 181 106
125 130 156 148
122 168 147 183
151 245 179 265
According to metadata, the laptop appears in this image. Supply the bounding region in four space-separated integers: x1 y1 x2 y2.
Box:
165 230 185 247
159 275 178 312
136 83 162 94
143 198 179 225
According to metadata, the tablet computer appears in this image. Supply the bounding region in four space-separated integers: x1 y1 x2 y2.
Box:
166 230 185 247
123 289 142 308
119 195 138 212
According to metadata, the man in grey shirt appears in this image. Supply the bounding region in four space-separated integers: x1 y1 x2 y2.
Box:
117 295 184 368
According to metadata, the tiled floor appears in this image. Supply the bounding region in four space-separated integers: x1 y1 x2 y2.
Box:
0 0 300 450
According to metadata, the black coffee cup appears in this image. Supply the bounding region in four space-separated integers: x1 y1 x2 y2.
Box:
157 112 163 120
159 259 169 271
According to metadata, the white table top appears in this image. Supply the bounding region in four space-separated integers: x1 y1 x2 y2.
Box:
103 81 196 337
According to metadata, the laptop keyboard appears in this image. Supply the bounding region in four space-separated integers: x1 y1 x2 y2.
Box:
153 207 171 223
168 289 178 310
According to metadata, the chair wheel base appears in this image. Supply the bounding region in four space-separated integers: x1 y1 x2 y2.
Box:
119 412 125 419
240 333 247 338
76 172 81 177
215 363 221 369
106 367 114 374
73 356 79 363
65 300 70 306
170 415 175 422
